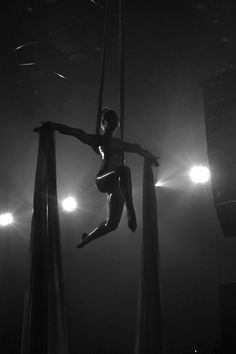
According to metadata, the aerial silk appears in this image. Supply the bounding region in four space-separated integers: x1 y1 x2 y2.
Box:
21 128 68 354
95 1 165 351
136 159 164 354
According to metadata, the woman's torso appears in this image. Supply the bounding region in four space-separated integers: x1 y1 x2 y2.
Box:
96 136 124 176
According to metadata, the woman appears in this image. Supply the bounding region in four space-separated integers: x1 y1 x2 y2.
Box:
41 108 158 248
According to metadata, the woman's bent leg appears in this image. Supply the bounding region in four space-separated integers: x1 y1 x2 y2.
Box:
118 166 137 231
77 188 124 248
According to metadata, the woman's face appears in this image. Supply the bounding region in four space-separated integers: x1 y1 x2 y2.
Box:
102 118 117 132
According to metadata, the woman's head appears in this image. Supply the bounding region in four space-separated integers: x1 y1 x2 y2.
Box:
101 108 119 133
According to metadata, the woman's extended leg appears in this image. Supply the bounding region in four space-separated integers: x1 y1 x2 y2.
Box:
77 187 124 248
118 166 137 231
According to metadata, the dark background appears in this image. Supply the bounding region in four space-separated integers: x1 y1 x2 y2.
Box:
0 0 236 353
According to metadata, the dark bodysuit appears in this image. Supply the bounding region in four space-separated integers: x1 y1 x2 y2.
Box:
93 135 125 194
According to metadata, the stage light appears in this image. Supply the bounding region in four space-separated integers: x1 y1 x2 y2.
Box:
155 180 164 187
62 197 78 212
0 213 14 227
189 165 210 184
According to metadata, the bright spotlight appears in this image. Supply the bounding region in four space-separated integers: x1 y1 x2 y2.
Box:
189 165 210 184
155 181 164 187
62 197 78 212
0 213 14 227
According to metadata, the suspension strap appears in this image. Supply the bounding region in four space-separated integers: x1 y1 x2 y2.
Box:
119 0 125 141
96 0 111 135
96 0 125 141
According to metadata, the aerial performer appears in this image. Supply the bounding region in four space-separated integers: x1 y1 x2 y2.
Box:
40 108 158 248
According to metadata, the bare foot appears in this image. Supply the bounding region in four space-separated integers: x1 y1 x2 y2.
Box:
76 233 88 249
127 208 137 232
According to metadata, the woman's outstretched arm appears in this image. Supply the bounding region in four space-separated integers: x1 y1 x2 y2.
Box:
41 121 97 146
123 142 159 166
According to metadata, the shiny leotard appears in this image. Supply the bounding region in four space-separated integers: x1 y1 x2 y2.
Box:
94 136 125 193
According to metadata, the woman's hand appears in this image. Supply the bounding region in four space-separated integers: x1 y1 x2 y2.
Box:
41 121 58 130
143 150 159 166
33 121 58 133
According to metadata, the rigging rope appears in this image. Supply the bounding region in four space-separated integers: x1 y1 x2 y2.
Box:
94 4 164 351
96 0 111 135
95 0 125 141
119 0 125 141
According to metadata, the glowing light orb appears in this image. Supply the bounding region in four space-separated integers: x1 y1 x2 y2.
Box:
62 197 78 212
0 213 14 227
189 165 210 184
155 181 164 187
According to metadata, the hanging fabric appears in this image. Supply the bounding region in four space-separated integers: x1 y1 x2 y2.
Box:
96 0 112 135
21 128 68 354
95 0 125 141
94 1 164 350
135 158 164 354
118 0 125 140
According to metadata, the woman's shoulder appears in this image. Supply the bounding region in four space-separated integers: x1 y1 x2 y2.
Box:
112 137 122 143
94 135 122 143
90 134 105 153
90 134 103 144
91 135 123 148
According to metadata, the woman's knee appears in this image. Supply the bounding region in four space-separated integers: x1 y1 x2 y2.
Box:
106 220 119 232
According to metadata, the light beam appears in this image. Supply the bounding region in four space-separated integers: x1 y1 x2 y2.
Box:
155 181 164 187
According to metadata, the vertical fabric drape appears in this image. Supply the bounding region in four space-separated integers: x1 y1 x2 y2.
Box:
21 128 68 354
136 159 164 354
96 0 111 135
119 0 125 141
